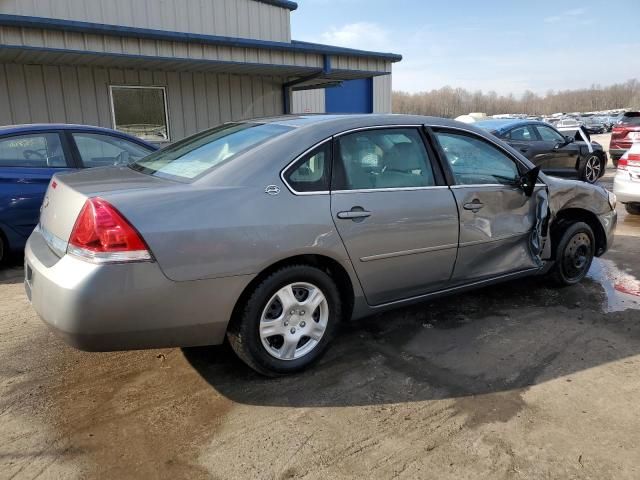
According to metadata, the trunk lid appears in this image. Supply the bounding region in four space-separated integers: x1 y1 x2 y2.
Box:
39 166 173 253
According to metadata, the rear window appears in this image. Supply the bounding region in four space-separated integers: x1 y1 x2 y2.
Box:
130 122 293 181
621 112 640 126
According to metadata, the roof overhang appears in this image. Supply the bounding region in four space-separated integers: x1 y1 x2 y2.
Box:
0 44 390 82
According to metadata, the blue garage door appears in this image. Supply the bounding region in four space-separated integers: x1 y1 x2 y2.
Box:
325 78 373 114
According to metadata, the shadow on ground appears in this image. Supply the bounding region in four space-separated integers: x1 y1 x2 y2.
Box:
184 237 640 409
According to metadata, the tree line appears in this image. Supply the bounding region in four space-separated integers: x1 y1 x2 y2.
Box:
392 79 640 118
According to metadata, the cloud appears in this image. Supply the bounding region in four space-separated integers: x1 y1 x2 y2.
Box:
565 8 586 16
316 22 391 51
544 16 561 23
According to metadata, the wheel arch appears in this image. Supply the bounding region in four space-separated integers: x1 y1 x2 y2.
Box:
550 208 607 257
229 254 356 330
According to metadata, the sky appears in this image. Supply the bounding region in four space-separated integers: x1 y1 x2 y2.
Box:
290 0 640 96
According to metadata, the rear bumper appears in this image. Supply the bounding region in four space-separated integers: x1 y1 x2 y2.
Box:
614 172 640 204
25 229 253 351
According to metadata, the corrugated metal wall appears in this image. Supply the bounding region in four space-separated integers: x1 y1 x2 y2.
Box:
291 89 325 114
373 75 392 113
0 0 291 42
0 63 284 141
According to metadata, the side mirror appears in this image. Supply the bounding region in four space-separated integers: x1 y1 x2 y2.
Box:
520 166 540 197
564 135 574 144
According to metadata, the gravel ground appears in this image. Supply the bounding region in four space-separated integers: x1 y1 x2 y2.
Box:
2 134 640 479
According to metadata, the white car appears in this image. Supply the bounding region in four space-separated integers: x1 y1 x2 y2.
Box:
613 142 640 215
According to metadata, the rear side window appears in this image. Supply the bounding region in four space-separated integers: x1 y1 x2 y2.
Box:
333 128 435 190
131 122 293 181
73 133 152 167
0 133 66 168
434 131 520 185
284 142 330 193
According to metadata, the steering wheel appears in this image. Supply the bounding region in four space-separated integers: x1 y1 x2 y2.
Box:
23 149 47 161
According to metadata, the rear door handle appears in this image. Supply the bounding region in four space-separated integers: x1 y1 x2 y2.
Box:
463 200 484 212
337 209 371 220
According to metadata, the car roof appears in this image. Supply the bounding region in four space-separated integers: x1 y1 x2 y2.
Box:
474 118 551 134
243 114 467 131
0 123 157 148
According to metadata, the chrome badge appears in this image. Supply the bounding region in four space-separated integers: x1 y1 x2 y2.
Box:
264 185 280 196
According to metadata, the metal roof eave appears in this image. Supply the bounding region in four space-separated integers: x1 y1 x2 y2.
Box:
0 44 391 79
255 0 298 10
0 14 402 63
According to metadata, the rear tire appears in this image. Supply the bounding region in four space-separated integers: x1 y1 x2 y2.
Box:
0 233 5 265
227 265 342 376
549 221 595 286
626 203 640 215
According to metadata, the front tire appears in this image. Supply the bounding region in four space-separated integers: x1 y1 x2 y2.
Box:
550 221 595 286
227 265 342 376
581 154 603 183
626 203 640 215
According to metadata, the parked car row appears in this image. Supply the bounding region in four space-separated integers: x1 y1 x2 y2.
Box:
23 114 617 375
0 125 157 262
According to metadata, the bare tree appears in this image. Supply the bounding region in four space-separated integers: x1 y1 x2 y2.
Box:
392 79 639 117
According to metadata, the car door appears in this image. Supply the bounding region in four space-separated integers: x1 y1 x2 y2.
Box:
430 128 544 284
502 125 549 165
330 127 459 305
0 131 74 239
68 131 155 168
534 124 580 172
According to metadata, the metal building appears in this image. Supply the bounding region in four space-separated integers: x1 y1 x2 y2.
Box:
0 0 401 143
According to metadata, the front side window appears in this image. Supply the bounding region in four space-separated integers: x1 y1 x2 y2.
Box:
110 86 169 142
285 142 330 192
73 133 152 168
505 126 535 141
434 131 520 185
131 122 293 181
334 128 435 190
0 133 66 168
536 125 565 143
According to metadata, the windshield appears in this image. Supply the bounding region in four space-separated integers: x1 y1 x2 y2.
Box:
130 122 293 181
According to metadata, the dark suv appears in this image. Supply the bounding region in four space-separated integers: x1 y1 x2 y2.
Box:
476 119 607 183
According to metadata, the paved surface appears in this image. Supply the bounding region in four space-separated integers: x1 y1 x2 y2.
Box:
2 135 640 479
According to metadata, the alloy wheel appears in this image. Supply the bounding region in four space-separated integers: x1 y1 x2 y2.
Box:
259 282 329 361
584 155 601 183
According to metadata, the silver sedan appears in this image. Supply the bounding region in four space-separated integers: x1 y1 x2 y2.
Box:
25 115 617 375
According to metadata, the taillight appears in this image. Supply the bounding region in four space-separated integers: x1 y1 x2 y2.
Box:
618 154 640 171
67 197 152 263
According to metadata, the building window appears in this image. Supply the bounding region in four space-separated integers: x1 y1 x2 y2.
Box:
109 86 170 142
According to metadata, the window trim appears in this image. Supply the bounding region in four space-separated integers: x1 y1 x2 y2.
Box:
280 138 332 195
0 131 71 169
108 85 171 142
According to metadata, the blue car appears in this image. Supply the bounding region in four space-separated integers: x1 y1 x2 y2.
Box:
0 124 157 262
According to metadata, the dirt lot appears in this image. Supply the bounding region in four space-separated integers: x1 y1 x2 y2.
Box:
2 136 640 479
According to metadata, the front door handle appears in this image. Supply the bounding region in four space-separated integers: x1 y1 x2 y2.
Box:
463 200 484 212
337 208 371 220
